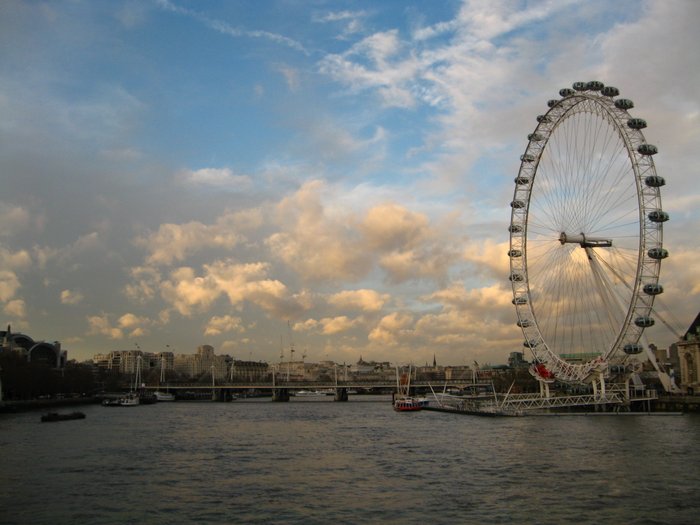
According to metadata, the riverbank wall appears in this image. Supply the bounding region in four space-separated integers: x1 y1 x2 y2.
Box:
0 397 100 413
654 394 700 413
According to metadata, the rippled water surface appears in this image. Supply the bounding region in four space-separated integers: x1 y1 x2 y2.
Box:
2 398 700 524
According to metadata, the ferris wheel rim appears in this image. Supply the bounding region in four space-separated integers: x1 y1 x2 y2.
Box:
508 82 666 383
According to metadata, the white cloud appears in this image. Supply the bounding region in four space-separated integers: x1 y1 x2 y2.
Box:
60 289 84 305
328 289 389 312
3 299 26 318
204 315 244 336
0 270 21 302
267 180 372 282
158 260 306 319
160 266 221 316
156 0 308 53
87 314 124 340
137 211 250 266
368 311 414 346
180 167 253 189
0 202 32 237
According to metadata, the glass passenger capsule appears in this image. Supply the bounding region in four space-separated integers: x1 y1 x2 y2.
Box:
509 273 524 282
523 339 539 348
520 153 535 162
615 98 634 110
601 86 619 97
536 115 551 123
559 88 574 97
547 99 559 108
515 176 530 185
528 133 544 141
508 249 522 258
648 247 669 260
648 210 670 223
509 224 523 233
516 319 531 328
511 200 525 209
645 175 665 187
572 81 588 91
643 283 664 295
623 343 643 355
586 81 604 91
634 316 655 328
638 144 658 156
512 296 528 305
627 118 647 129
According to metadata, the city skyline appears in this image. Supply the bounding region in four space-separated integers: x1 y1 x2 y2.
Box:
1 1 699 366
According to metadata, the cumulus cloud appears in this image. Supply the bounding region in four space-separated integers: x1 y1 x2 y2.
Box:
0 270 21 303
87 314 124 340
318 316 358 335
296 315 361 336
159 260 306 319
368 311 414 345
60 289 84 305
3 299 26 318
462 239 511 281
328 289 389 312
160 266 221 316
204 315 244 336
86 312 152 340
0 202 33 237
361 203 428 250
1 246 32 271
137 209 259 266
125 266 162 304
267 180 372 282
362 203 460 283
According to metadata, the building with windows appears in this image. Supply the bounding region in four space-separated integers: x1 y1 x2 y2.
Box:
677 312 700 394
0 325 67 368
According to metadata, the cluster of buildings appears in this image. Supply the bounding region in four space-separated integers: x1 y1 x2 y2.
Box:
92 345 266 382
0 325 67 368
2 312 700 393
89 347 475 384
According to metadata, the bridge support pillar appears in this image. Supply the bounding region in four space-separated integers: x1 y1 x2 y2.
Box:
272 388 290 402
334 388 348 402
212 388 225 401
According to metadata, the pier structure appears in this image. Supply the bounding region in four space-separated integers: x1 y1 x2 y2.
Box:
427 380 659 416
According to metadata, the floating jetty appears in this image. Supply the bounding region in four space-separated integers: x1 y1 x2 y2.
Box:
423 382 663 417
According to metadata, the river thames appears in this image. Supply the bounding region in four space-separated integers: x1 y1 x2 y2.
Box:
1 397 699 524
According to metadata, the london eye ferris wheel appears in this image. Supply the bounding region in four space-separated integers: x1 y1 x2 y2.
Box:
508 81 668 384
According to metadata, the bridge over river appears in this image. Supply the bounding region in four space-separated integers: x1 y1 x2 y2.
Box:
141 379 480 402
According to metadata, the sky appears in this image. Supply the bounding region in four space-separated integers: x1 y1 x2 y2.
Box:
1 0 699 366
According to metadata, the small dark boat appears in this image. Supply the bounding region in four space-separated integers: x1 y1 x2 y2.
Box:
40 411 86 422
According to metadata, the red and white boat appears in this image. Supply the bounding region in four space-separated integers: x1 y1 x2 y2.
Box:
393 396 423 411
393 364 428 411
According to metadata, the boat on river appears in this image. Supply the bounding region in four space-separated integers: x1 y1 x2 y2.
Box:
41 411 86 422
294 390 326 397
393 364 428 411
154 390 175 402
393 396 424 411
119 392 140 406
154 353 175 401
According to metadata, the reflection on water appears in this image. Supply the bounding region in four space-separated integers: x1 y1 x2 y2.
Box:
2 398 700 524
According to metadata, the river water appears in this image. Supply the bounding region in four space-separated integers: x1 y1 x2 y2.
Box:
1 396 699 524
